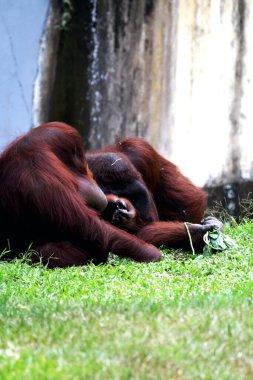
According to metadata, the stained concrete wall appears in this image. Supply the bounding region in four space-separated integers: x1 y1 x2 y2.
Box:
166 0 253 187
85 0 253 187
1 0 253 190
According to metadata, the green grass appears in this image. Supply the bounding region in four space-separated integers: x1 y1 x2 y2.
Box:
0 221 253 379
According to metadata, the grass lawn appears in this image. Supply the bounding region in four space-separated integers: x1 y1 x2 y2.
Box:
0 221 253 379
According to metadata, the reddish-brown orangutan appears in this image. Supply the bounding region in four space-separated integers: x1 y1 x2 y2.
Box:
0 123 162 268
87 138 223 250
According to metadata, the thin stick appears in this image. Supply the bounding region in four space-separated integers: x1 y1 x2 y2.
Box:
184 222 195 255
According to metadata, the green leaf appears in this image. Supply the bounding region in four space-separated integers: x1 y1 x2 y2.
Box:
203 229 237 254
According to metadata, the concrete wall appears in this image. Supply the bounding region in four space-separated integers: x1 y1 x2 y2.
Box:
1 0 253 191
0 0 49 151
85 0 253 187
165 0 253 187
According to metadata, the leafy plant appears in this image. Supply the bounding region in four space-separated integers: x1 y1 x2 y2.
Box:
59 0 73 30
203 229 237 256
